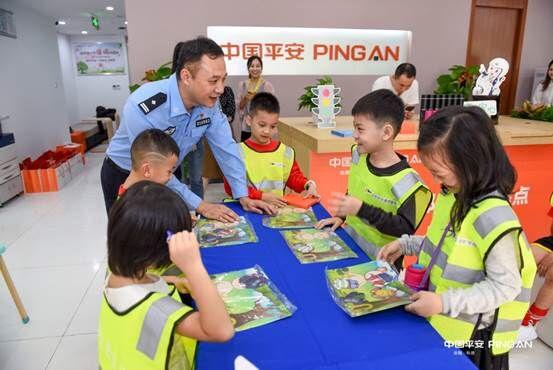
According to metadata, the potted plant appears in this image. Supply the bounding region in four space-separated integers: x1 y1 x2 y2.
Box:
129 61 172 93
511 101 553 122
434 64 479 100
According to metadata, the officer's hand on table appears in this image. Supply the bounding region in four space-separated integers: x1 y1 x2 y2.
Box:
329 192 362 218
405 291 442 318
239 197 277 215
197 201 239 222
377 240 404 264
261 192 288 208
315 217 343 232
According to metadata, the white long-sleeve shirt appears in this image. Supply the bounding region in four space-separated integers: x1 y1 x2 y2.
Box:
531 82 553 106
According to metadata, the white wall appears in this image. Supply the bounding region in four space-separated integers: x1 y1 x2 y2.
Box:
61 34 130 119
57 34 79 124
0 0 69 159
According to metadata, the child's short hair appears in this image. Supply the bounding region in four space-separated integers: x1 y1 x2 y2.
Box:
418 106 516 230
351 89 405 136
249 92 280 116
130 129 180 171
107 181 192 279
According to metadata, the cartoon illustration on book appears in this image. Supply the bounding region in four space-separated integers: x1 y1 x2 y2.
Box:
326 260 412 317
196 216 258 247
211 266 296 331
262 206 317 229
281 229 357 263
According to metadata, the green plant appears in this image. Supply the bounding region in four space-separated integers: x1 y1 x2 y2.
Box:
434 64 479 100
297 76 339 112
129 61 172 93
511 100 553 122
77 61 88 74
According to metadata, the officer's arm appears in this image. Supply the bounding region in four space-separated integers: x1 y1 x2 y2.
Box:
205 107 248 199
166 175 202 210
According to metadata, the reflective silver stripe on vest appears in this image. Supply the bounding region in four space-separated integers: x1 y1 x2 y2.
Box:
161 265 182 276
442 264 485 285
495 318 522 333
252 180 285 190
344 225 379 259
423 237 485 285
391 172 420 199
473 206 517 239
284 146 294 159
514 287 531 303
352 148 360 164
136 296 183 359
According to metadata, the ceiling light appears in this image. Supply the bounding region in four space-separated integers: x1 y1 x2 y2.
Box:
124 20 128 25
81 30 88 34
106 6 114 11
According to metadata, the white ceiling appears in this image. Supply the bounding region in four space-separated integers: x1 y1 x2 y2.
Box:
16 0 126 35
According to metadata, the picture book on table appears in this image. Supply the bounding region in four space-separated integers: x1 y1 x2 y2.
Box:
326 260 413 317
281 229 357 264
262 206 317 229
195 216 258 247
211 266 296 331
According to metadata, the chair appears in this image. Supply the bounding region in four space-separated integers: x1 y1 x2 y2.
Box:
0 245 29 323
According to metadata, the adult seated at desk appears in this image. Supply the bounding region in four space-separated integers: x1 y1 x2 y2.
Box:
372 63 419 119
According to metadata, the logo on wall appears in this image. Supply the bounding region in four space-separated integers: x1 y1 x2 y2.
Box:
207 26 412 76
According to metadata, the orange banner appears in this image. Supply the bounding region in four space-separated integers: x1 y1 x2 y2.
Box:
311 144 553 242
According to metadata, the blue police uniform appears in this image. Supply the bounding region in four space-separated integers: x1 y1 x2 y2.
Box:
103 73 247 210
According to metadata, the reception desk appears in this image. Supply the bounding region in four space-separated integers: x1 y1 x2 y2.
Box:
278 115 553 241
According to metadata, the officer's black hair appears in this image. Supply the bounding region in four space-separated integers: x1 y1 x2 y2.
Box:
351 89 404 137
130 129 180 171
107 181 193 279
418 106 516 231
174 37 224 79
171 41 185 73
248 92 280 116
394 63 417 78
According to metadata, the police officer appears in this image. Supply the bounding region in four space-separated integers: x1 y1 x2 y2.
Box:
101 37 273 221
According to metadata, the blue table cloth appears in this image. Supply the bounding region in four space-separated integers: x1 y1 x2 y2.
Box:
197 203 476 370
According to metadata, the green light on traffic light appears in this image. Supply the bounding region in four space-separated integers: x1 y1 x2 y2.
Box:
91 15 99 30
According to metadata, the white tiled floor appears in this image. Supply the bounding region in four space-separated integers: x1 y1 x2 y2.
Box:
0 153 551 369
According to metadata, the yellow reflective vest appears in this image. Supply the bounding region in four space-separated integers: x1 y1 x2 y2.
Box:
419 191 536 355
239 141 294 196
98 285 197 369
344 145 431 259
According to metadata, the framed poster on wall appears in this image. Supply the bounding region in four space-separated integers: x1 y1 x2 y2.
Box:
73 42 125 75
0 8 17 38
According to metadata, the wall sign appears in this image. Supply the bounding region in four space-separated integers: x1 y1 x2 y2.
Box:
73 42 125 75
207 26 412 76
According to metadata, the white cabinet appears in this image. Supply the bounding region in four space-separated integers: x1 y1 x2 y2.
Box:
0 138 22 206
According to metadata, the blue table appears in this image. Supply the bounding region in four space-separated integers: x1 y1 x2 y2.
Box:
197 203 476 370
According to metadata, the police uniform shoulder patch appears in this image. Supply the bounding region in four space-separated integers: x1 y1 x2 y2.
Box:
138 92 167 115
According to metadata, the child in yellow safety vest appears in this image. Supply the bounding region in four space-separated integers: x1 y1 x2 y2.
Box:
99 181 234 370
516 192 553 343
223 92 319 207
378 106 537 370
316 89 432 269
